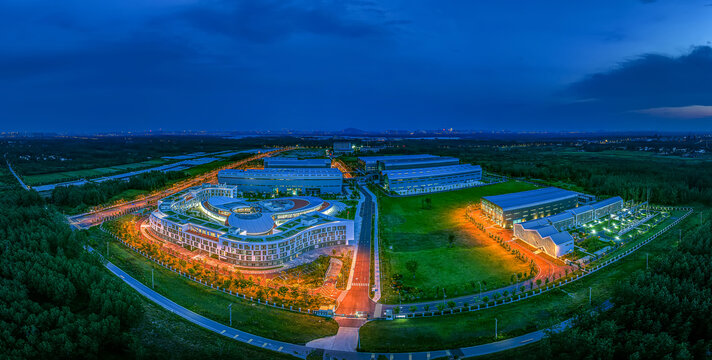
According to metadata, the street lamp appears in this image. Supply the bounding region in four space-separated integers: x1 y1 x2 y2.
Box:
228 303 232 326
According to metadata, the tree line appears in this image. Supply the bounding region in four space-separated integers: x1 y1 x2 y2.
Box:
51 170 185 211
537 217 712 359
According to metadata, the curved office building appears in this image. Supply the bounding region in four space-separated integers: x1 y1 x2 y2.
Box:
149 184 354 268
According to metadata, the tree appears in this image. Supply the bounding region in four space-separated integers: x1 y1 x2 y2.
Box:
405 260 419 279
536 279 542 288
447 233 456 247
447 301 456 309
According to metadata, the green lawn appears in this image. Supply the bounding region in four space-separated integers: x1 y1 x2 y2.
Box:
89 229 338 344
360 206 700 352
129 296 301 360
24 159 169 185
378 181 537 303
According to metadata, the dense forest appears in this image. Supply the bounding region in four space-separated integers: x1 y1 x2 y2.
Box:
0 170 143 359
537 218 712 359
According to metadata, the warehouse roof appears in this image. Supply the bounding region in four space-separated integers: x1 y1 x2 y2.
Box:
264 157 331 168
379 157 459 169
219 167 343 179
567 205 593 215
546 212 574 224
591 196 623 210
482 187 578 212
357 154 439 164
381 164 482 180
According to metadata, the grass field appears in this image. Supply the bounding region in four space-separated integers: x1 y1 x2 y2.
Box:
24 158 169 185
360 206 700 352
377 181 537 303
89 229 338 344
129 296 300 360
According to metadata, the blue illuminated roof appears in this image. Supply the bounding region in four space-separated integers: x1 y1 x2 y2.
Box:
482 187 578 212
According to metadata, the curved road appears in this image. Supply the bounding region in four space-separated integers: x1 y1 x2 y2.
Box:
100 249 569 360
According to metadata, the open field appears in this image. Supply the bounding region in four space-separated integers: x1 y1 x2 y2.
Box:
88 229 338 344
360 206 699 352
378 181 537 303
24 158 169 185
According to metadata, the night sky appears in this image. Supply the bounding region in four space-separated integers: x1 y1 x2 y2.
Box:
2 0 712 133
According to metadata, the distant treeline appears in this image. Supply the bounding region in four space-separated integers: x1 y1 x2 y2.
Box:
1 135 321 176
0 171 143 358
381 140 712 206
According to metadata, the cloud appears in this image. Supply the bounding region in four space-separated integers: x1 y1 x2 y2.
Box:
175 0 400 43
632 105 712 118
564 46 712 110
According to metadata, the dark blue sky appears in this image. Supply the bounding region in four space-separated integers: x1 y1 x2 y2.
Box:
2 0 712 132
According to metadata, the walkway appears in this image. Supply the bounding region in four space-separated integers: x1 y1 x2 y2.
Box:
96 250 312 359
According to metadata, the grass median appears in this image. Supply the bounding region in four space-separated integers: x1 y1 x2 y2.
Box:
89 229 338 345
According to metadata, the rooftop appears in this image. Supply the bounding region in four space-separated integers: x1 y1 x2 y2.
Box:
379 157 459 168
382 164 482 180
219 167 343 179
357 154 439 164
264 157 331 167
482 187 578 212
591 196 624 209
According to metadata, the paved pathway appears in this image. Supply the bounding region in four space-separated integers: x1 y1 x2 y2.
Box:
6 159 29 190
99 252 313 359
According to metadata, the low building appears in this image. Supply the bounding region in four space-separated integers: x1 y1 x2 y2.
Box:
357 154 440 172
218 168 343 195
381 164 482 195
513 219 574 258
333 141 354 155
566 205 594 226
149 184 354 268
481 187 579 228
592 196 624 219
377 156 459 171
264 157 331 168
512 195 625 258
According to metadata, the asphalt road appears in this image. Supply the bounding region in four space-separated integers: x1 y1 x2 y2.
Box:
102 247 570 360
335 184 376 322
